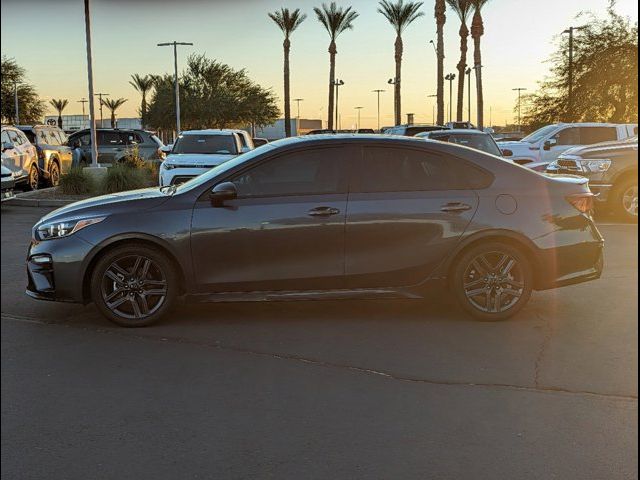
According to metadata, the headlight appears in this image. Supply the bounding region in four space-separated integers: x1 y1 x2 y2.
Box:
577 158 612 173
161 162 177 170
36 216 106 240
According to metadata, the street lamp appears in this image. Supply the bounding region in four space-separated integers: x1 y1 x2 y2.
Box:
94 93 109 128
372 89 386 131
445 73 456 123
428 39 437 55
158 41 193 135
388 77 400 125
293 98 304 119
83 0 99 167
354 106 364 130
332 79 345 130
428 94 437 125
562 26 586 121
513 87 527 131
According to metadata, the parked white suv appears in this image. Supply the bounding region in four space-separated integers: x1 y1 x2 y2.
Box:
159 130 252 186
1 125 38 190
497 123 637 171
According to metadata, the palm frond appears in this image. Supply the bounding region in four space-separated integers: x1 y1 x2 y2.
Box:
129 74 154 93
378 0 424 35
445 0 472 22
49 98 69 113
314 2 359 40
268 8 307 37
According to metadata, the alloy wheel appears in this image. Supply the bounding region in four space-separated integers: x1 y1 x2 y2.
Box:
29 166 39 190
462 251 525 313
49 163 60 187
622 184 638 217
101 255 168 320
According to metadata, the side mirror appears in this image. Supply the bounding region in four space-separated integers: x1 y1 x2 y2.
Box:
543 138 557 151
210 181 238 207
160 145 173 155
501 149 513 157
2 141 14 152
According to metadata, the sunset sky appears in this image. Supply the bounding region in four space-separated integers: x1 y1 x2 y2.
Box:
1 0 638 129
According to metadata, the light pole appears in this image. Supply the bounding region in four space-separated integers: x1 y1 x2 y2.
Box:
429 39 437 55
445 73 456 123
158 41 193 134
83 0 98 167
513 87 527 131
428 94 437 125
332 79 345 130
562 26 585 122
372 89 385 131
78 98 88 128
465 67 472 123
388 77 400 125
13 82 19 124
293 98 304 119
354 106 363 130
94 93 109 128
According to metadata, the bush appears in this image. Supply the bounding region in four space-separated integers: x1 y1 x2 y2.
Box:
120 145 147 170
58 168 95 195
101 164 150 194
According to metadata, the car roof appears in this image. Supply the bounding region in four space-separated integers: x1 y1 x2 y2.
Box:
179 129 240 136
268 133 446 149
424 129 488 135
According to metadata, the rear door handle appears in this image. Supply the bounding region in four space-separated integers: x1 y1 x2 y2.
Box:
440 202 472 213
308 206 340 217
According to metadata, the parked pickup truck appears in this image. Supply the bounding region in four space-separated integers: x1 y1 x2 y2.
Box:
497 123 637 172
546 136 638 221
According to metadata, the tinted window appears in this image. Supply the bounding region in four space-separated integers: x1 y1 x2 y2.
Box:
173 134 238 155
98 131 124 145
123 132 143 145
556 127 580 145
231 147 347 197
359 147 476 192
580 127 618 144
22 130 36 143
429 133 502 156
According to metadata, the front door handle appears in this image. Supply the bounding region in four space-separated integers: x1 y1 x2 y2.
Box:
308 206 340 217
440 202 472 213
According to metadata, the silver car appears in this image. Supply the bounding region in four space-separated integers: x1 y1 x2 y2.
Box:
1 125 39 190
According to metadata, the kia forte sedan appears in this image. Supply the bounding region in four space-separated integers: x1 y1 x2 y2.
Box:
27 135 604 327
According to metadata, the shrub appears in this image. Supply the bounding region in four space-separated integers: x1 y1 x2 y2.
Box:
101 164 149 194
120 145 147 170
58 168 95 195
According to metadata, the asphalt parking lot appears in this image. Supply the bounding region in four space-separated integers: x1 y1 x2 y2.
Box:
1 205 637 480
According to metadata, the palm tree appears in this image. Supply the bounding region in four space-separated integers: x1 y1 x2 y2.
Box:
314 2 359 130
378 0 424 126
129 74 154 129
49 99 69 129
268 8 307 137
434 0 446 125
102 98 127 128
470 0 489 129
446 0 472 121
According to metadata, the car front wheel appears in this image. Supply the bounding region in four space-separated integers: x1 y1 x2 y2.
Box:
27 165 39 191
612 177 638 222
48 161 60 187
451 242 533 321
91 244 177 327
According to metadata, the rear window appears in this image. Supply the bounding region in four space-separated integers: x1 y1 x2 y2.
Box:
172 134 238 155
429 133 502 156
406 126 443 136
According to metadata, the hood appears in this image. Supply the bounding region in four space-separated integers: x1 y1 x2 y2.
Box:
496 140 534 149
561 140 638 158
164 153 236 167
40 188 171 224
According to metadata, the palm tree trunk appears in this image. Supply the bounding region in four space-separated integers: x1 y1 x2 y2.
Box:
435 0 446 126
395 35 403 126
141 95 147 130
471 10 484 129
57 113 63 129
456 23 469 121
111 112 116 129
283 38 292 137
327 41 337 130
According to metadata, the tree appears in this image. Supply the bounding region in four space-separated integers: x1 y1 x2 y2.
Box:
314 2 359 130
102 98 128 128
49 99 69 129
470 0 489 128
434 0 447 125
446 0 472 121
1 56 45 124
269 8 307 137
378 0 424 126
522 4 638 129
129 74 154 129
145 55 279 131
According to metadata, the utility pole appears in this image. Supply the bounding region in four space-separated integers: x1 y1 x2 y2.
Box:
465 67 472 123
83 0 98 167
13 82 19 124
158 41 193 134
562 26 585 122
513 88 527 131
445 73 456 123
78 98 88 126
372 89 385 131
388 77 400 125
332 79 345 130
354 106 363 130
94 93 109 128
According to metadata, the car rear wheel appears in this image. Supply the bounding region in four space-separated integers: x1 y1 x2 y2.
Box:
612 177 638 222
91 244 177 327
452 242 533 321
27 165 39 191
48 161 60 187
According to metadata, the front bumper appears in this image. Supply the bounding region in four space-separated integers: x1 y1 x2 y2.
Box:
159 166 218 186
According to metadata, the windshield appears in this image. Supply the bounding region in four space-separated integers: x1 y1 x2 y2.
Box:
174 143 276 193
172 134 238 155
429 133 503 156
520 124 558 144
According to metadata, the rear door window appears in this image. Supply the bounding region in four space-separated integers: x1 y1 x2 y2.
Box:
556 127 581 145
98 131 124 146
580 127 618 144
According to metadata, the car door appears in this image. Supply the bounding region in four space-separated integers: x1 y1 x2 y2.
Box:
98 131 126 163
345 145 480 288
7 129 30 178
190 145 353 293
542 126 581 163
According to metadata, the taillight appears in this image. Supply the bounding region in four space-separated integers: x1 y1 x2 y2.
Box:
566 193 595 214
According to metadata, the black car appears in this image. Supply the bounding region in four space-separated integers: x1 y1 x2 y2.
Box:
27 135 604 327
17 125 73 187
547 137 638 221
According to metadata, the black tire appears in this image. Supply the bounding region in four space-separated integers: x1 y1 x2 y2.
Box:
610 176 638 222
451 242 533 321
48 160 61 187
90 244 177 327
27 164 39 191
